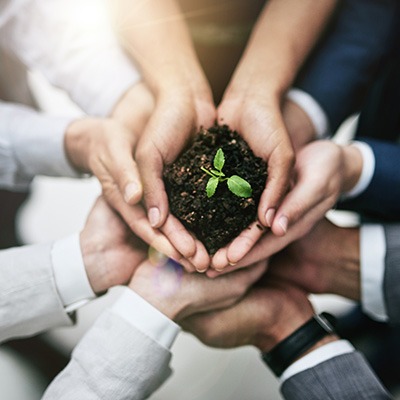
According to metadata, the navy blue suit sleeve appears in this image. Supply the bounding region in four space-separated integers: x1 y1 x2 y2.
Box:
295 0 398 132
339 138 400 220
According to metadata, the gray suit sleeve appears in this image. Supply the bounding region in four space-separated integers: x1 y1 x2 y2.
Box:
0 243 72 343
281 352 392 399
383 224 400 325
42 309 173 400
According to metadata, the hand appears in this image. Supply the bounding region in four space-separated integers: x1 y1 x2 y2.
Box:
128 258 267 321
218 91 295 228
80 197 147 294
210 140 362 272
66 85 199 271
135 88 216 272
65 118 143 206
210 90 294 270
269 218 361 301
181 279 316 352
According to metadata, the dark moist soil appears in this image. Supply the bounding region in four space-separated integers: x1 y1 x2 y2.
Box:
163 124 267 255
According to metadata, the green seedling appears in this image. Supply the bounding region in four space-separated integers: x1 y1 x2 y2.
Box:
201 148 252 198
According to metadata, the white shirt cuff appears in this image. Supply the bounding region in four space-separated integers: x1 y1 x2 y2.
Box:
280 340 355 383
286 88 329 139
360 224 388 322
51 233 96 313
342 141 375 199
112 288 180 350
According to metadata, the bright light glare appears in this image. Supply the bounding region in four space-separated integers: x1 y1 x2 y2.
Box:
66 0 110 33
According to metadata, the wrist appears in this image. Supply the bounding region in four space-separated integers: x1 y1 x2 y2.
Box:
80 231 108 294
341 144 363 193
325 226 360 301
260 311 312 352
282 99 316 151
262 312 338 376
297 334 339 359
64 118 98 173
147 57 209 96
255 289 315 352
128 268 185 321
128 283 183 321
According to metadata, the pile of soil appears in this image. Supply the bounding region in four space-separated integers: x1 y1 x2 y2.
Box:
163 124 267 255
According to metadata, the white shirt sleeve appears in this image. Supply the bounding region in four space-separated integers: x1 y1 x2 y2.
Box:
112 288 181 350
341 141 375 200
280 340 355 383
0 0 140 116
0 101 80 190
51 233 96 313
286 88 329 139
360 224 388 322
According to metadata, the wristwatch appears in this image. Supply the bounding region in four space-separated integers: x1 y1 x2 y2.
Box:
261 312 336 377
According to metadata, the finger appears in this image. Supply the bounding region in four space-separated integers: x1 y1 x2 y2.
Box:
207 264 243 278
258 145 295 229
226 221 266 265
210 247 229 272
187 237 210 273
270 175 325 237
104 187 197 272
108 143 143 205
209 221 265 271
136 140 169 228
236 202 331 269
235 231 291 269
160 214 197 260
136 99 195 228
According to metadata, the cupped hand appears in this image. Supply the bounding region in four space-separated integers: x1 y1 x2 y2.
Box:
212 92 295 268
210 140 360 272
135 87 216 271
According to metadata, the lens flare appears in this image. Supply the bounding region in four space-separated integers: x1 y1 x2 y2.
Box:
153 258 183 297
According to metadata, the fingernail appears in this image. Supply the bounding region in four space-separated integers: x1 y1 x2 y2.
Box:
124 182 139 203
196 267 208 273
214 267 225 272
265 208 276 227
148 207 160 227
228 261 237 266
278 215 288 234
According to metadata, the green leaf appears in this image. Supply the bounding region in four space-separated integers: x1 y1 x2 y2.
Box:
213 148 225 171
227 175 252 198
206 177 219 198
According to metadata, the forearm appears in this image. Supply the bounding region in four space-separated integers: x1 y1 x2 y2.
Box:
42 308 173 400
229 0 337 97
113 0 208 95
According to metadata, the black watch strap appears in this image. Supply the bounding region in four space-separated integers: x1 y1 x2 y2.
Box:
261 312 336 377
